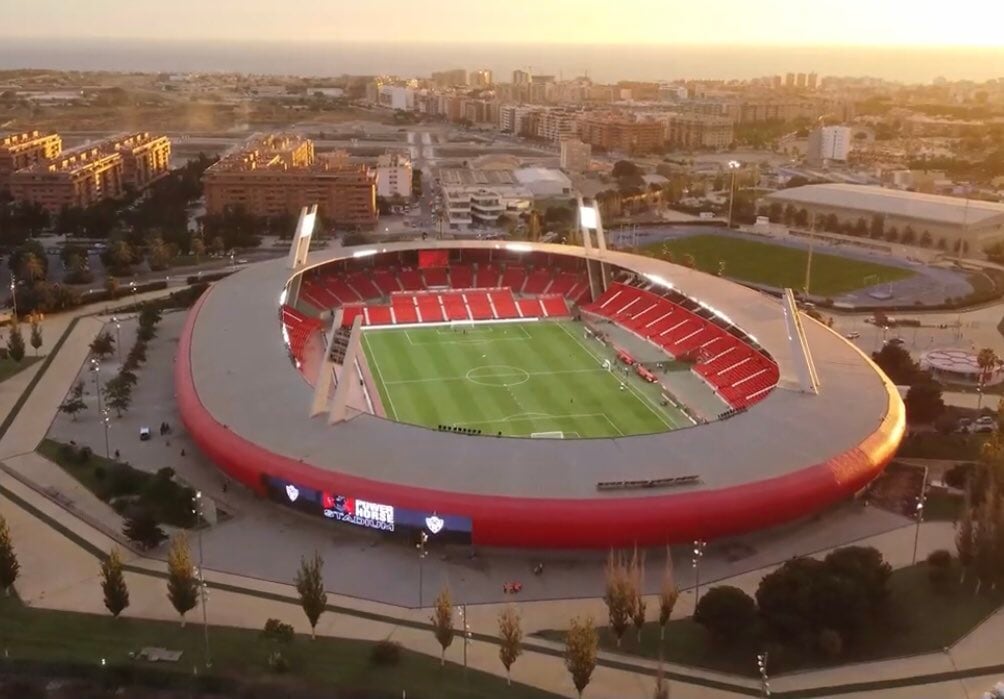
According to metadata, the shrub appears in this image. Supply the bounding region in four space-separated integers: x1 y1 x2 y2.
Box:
77 445 93 464
59 442 76 462
694 586 757 643
370 639 403 666
944 463 975 490
927 549 954 590
105 463 146 499
817 628 843 658
94 466 106 482
262 618 294 644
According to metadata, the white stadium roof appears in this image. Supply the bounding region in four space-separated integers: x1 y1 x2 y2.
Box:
765 184 1004 227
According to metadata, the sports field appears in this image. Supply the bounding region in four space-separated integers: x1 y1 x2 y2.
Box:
361 320 689 438
645 234 914 296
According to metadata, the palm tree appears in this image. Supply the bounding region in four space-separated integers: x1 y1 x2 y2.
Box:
976 348 999 408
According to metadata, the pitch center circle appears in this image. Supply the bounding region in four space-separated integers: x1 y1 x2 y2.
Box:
466 365 530 387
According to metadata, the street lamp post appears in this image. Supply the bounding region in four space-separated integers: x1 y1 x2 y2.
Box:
101 411 110 459
458 602 471 672
691 539 706 606
912 467 929 565
91 358 103 415
9 280 16 320
726 160 741 229
416 531 428 607
757 651 771 697
112 317 122 362
193 491 211 668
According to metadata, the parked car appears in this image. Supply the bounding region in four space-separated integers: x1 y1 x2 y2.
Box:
844 332 861 340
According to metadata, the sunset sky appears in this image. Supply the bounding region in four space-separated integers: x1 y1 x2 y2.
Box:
6 0 1004 46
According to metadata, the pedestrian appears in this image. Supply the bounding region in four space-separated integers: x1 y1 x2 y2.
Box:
181 448 186 457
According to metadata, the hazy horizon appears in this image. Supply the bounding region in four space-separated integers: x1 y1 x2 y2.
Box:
3 37 1004 84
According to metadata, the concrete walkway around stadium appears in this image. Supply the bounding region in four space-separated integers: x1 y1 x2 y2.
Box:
1 292 1003 697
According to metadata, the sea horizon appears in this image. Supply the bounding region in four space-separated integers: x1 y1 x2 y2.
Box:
3 37 1004 84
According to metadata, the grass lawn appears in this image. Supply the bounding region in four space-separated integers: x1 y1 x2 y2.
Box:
0 595 559 699
536 564 1003 676
361 319 689 438
38 438 196 528
0 354 42 383
643 234 914 296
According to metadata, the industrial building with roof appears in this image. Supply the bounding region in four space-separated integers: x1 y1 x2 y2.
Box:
762 184 1004 251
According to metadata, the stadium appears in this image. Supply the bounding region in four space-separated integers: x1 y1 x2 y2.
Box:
176 207 906 549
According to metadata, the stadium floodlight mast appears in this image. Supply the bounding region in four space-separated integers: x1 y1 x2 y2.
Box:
691 539 707 605
727 160 742 229
757 651 771 697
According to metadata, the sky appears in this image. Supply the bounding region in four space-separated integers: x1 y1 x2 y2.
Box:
5 0 1004 47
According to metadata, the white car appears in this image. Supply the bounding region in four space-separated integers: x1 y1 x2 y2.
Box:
139 427 152 441
844 332 861 340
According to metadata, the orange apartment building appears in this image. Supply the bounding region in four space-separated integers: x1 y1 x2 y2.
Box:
578 114 665 155
202 134 378 228
0 130 62 189
8 132 170 213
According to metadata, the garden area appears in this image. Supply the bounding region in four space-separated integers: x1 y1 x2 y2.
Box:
537 547 1004 676
0 594 558 699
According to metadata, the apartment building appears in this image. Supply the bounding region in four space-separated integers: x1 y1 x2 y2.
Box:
437 168 531 229
202 134 377 228
9 132 170 213
806 126 851 165
664 113 734 150
0 130 62 188
431 68 467 88
579 114 665 154
499 105 538 135
470 69 493 88
560 139 592 173
539 110 580 142
375 153 413 199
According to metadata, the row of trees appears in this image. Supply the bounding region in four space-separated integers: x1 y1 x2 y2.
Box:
5 317 43 363
955 429 1004 591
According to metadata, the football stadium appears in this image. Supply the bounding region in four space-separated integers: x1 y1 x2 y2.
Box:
176 207 906 549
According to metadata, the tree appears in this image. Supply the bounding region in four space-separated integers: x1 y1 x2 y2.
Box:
977 348 999 395
6 323 25 362
147 236 170 271
29 319 42 356
629 548 647 642
100 547 130 617
59 380 87 421
166 534 199 626
869 214 885 239
926 549 955 591
431 585 454 666
612 160 641 178
657 556 680 641
191 235 206 263
564 616 598 698
19 252 45 283
871 343 921 385
693 585 756 643
682 253 697 269
0 515 19 597
103 374 132 417
905 379 945 424
295 551 327 639
956 484 976 583
89 331 115 360
498 605 523 685
603 550 635 647
122 509 167 549
8 241 48 283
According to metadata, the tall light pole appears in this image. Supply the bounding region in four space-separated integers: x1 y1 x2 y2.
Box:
112 317 122 362
416 530 428 608
101 411 110 459
726 160 741 229
691 539 706 606
457 602 471 672
805 213 817 296
91 357 103 415
193 491 211 668
9 280 16 320
912 467 929 565
757 651 771 697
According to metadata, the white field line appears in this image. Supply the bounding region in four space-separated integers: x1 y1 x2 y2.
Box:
383 367 607 386
454 412 612 428
361 332 401 421
400 323 532 346
556 321 677 430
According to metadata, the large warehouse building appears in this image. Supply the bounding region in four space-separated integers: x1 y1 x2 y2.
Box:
762 184 1004 251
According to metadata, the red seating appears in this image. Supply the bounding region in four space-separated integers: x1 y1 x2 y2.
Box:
489 289 519 318
465 290 494 320
540 296 569 317
450 265 474 289
501 265 527 292
584 282 778 409
372 269 401 295
441 291 470 321
341 305 364 327
523 268 551 295
416 294 444 322
365 305 393 326
348 272 381 300
475 264 499 288
516 298 543 317
548 272 580 297
281 305 322 362
424 268 449 287
399 268 424 291
325 276 361 303
391 295 419 324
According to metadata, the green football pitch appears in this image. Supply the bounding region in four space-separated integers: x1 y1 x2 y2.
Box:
361 320 690 438
644 234 914 296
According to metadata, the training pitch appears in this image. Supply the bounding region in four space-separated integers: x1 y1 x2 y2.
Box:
645 234 914 296
361 320 689 438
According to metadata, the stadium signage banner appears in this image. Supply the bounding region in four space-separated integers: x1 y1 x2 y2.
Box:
262 475 473 541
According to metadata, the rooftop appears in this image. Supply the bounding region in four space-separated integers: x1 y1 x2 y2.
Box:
765 183 1004 226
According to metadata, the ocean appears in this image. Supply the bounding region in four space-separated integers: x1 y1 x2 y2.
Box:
3 38 1004 84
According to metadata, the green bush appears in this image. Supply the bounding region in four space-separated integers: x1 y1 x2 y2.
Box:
77 445 93 464
370 639 403 666
266 650 289 674
817 628 843 658
59 443 76 462
262 618 295 645
694 586 757 643
105 464 146 499
927 550 955 590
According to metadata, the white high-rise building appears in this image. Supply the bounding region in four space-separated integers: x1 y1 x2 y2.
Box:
560 139 592 173
375 153 413 199
807 126 851 166
377 85 415 111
